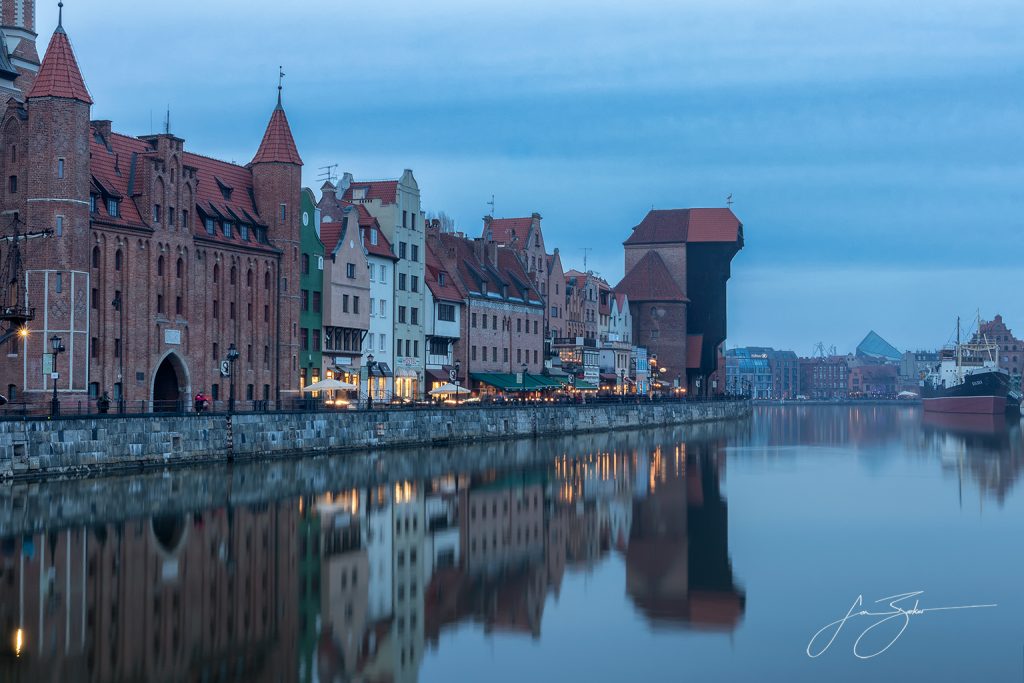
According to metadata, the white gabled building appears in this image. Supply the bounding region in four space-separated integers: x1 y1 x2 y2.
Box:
599 292 633 392
424 241 463 393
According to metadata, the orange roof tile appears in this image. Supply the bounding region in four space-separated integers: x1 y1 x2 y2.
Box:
614 251 688 303
484 217 533 245
342 180 399 205
624 209 741 245
250 105 302 165
27 27 92 103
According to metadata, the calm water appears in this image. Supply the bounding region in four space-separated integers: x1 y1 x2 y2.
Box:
1 405 1023 682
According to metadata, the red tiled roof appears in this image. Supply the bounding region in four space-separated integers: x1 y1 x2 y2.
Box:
624 209 741 245
250 106 302 165
614 251 688 302
319 219 344 254
484 217 533 245
358 206 398 261
90 127 278 252
613 291 628 311
433 233 542 306
28 28 92 103
342 180 399 205
686 334 703 369
425 242 464 303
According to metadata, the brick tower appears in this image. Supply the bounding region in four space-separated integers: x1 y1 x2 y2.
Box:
249 80 302 401
0 0 40 98
18 6 91 404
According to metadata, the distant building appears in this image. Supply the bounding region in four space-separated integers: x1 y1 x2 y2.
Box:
725 348 772 398
900 350 939 392
855 331 902 363
799 356 850 399
977 314 1023 390
848 363 898 397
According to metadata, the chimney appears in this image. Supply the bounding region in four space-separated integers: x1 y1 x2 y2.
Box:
473 237 485 265
489 242 499 265
321 180 337 203
339 172 353 196
91 119 111 138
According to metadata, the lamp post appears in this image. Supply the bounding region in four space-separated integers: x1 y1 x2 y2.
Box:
619 368 625 396
49 334 64 417
521 362 528 402
454 359 462 405
226 343 240 412
366 353 376 410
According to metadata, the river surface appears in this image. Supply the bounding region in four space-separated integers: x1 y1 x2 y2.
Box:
1 405 1022 682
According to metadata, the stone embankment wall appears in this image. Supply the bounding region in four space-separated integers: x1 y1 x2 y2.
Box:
0 401 749 480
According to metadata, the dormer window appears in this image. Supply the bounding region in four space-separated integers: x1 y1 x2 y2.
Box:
239 224 250 241
107 198 119 217
222 221 233 238
205 217 215 235
89 194 97 213
439 272 447 286
370 228 378 246
353 187 367 200
215 177 233 201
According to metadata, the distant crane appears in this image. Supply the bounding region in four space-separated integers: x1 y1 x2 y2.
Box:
813 342 837 359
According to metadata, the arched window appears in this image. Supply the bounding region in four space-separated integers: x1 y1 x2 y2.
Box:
157 255 164 276
91 246 100 268
176 258 183 278
264 271 270 290
213 264 219 283
230 266 237 285
115 249 122 271
246 269 253 287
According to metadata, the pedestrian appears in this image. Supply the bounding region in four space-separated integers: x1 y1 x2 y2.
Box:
194 391 207 413
97 391 111 414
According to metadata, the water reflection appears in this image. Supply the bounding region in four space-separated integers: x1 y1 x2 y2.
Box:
0 427 742 682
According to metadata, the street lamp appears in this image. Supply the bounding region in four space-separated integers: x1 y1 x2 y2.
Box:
619 368 625 396
454 359 462 405
226 342 240 412
521 362 528 401
49 334 64 417
366 353 376 410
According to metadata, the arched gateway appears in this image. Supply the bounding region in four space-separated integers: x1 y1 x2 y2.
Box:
151 352 190 412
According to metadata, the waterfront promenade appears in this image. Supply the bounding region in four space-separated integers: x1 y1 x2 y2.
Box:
0 398 750 481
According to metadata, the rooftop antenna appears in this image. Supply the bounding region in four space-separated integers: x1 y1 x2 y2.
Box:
581 247 593 271
486 194 495 216
726 193 733 208
318 164 338 185
277 66 285 108
164 105 170 135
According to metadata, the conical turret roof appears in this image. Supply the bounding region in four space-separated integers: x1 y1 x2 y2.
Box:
27 25 92 103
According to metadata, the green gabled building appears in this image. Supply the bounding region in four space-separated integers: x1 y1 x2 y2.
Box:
299 188 325 390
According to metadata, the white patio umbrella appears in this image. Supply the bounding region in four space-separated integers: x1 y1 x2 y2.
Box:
302 378 358 392
429 383 471 396
897 390 918 398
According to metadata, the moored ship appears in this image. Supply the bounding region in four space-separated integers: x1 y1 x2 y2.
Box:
922 318 1010 415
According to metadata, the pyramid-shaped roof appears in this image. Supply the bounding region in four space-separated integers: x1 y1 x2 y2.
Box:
27 26 92 103
250 105 302 165
856 331 901 360
614 251 688 303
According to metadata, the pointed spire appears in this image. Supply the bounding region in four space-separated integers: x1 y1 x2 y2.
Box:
251 104 302 166
27 8 92 103
277 66 284 110
57 2 64 33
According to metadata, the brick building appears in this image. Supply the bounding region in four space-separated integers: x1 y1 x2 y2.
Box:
615 209 743 397
799 356 850 399
0 8 302 411
977 314 1023 390
426 226 544 390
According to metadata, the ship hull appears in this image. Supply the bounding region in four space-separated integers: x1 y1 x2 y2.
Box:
922 369 1009 415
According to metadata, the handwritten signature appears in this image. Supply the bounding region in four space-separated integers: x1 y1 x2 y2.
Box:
807 591 997 659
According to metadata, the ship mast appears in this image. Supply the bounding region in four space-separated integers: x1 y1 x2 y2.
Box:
956 316 962 381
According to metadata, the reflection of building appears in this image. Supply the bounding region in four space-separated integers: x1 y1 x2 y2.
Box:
626 446 745 630
0 504 299 682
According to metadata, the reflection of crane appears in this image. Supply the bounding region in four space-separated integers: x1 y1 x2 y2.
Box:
0 211 51 346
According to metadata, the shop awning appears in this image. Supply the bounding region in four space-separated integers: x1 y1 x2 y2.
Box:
471 373 568 391
572 380 599 391
369 362 393 377
395 367 418 378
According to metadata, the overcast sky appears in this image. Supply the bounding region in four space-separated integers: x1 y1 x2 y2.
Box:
43 0 1024 354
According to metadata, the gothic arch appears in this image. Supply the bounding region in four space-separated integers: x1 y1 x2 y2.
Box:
150 349 190 412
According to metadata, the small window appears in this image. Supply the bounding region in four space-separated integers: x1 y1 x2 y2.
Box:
57 158 64 179
55 215 63 237
182 210 189 229
176 258 183 278
8 175 16 193
89 195 97 213
55 273 62 293
346 263 355 279
411 244 419 262
91 246 100 268
280 203 287 221
301 254 310 274
168 207 175 227
115 249 123 271
222 222 232 238
153 204 161 223
108 199 119 217
239 224 249 241
370 228 378 245
205 218 215 235
157 255 164 276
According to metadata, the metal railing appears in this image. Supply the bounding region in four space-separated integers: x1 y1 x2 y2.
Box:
0 393 749 422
